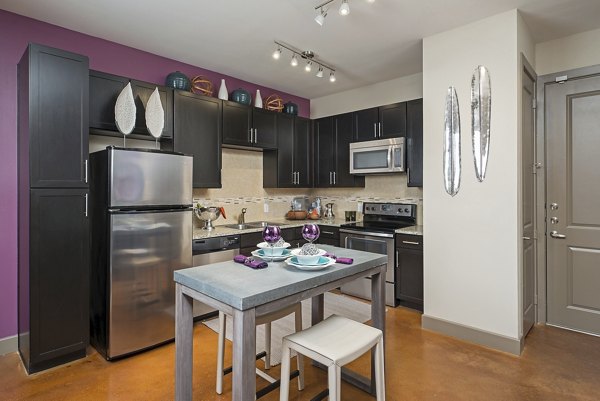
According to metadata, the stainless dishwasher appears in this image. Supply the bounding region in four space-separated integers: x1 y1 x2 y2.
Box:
191 235 240 319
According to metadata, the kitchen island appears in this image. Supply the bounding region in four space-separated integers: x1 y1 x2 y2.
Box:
173 245 387 401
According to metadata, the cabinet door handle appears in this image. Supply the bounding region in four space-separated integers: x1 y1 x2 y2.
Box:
297 171 300 185
395 249 399 267
374 123 377 138
248 128 252 143
84 160 88 184
254 128 258 143
85 193 88 217
378 122 382 137
333 171 336 185
329 171 332 185
322 231 335 235
407 167 410 182
402 240 420 245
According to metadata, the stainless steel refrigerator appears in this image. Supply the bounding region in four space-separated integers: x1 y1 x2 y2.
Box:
89 147 193 360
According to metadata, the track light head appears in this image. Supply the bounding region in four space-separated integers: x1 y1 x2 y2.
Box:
316 67 324 78
272 47 281 60
329 71 336 82
339 0 350 16
315 8 327 26
290 54 298 67
305 61 312 72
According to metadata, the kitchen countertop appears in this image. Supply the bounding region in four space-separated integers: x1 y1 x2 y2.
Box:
193 216 351 240
395 225 423 236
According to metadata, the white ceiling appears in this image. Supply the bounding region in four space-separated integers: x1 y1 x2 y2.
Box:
2 0 600 99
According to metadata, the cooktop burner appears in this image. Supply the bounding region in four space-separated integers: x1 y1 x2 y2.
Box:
340 202 417 234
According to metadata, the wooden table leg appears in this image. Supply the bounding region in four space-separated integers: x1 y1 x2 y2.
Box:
311 293 325 327
175 283 193 401
370 267 386 396
232 308 256 401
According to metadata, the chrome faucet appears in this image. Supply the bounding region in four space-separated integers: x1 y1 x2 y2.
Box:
238 208 247 225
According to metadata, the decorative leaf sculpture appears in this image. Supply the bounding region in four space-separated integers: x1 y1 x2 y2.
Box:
471 65 491 182
114 82 136 135
146 88 164 139
444 86 461 196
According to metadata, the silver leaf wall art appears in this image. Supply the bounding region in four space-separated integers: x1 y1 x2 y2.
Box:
444 86 461 196
471 65 491 182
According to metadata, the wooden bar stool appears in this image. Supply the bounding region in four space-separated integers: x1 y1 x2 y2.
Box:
279 315 385 401
216 303 305 396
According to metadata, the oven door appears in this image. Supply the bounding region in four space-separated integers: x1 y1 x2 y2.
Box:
339 229 396 306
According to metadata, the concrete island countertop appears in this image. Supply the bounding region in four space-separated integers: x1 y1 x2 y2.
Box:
193 216 351 240
174 245 387 310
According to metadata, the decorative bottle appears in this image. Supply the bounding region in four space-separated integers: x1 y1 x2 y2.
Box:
255 89 263 108
218 79 228 100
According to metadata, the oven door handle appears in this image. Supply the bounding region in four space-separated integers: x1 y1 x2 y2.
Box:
339 228 394 238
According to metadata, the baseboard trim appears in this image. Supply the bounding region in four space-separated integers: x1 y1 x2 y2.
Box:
422 315 523 355
0 335 18 356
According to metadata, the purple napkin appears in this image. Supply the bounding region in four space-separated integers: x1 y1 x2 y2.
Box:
234 254 268 269
324 253 354 265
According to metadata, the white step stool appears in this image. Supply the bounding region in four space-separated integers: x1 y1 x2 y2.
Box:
279 314 385 401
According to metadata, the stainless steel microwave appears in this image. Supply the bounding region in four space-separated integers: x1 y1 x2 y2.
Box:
350 137 405 174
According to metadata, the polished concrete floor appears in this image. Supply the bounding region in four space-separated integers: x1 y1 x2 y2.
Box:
2 306 600 400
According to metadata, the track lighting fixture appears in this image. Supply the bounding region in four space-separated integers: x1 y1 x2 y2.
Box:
272 41 336 83
339 0 350 15
314 0 374 24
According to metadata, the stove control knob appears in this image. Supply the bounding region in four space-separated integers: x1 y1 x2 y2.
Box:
397 208 403 213
404 208 410 213
223 239 230 246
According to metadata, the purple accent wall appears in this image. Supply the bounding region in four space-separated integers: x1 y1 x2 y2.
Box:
0 10 309 339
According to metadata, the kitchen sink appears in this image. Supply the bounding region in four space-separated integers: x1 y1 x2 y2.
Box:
223 223 252 230
246 221 286 228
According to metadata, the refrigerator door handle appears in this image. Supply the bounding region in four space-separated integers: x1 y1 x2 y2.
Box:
85 193 88 217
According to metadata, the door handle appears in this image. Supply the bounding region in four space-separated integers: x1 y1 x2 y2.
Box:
407 167 410 182
395 249 399 267
297 171 300 184
373 123 377 138
378 122 382 137
550 231 566 239
85 193 88 217
387 148 392 169
523 236 531 240
329 171 332 185
333 171 336 185
84 160 88 183
248 128 252 143
254 128 258 143
292 171 296 184
402 240 420 245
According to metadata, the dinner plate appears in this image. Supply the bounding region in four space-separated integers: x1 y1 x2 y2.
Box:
251 249 292 262
285 256 336 271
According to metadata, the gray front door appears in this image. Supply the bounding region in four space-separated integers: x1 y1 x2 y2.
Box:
521 61 536 337
546 73 600 335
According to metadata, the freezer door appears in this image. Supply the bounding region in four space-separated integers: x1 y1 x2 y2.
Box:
108 209 192 358
109 148 193 208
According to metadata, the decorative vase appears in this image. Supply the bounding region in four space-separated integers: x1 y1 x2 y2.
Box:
165 71 191 91
231 88 251 105
255 89 263 108
218 79 228 100
283 101 298 116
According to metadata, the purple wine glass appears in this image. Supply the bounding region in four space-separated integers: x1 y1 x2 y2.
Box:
302 224 320 243
262 225 282 245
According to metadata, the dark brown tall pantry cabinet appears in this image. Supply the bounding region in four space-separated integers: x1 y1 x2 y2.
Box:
18 43 90 373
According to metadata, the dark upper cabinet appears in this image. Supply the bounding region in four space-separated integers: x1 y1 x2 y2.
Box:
131 80 173 138
222 101 277 149
406 99 423 187
25 44 89 188
355 102 407 142
89 70 128 132
355 107 379 142
314 115 364 188
395 234 423 311
263 115 311 188
173 91 222 188
89 71 173 140
18 44 90 373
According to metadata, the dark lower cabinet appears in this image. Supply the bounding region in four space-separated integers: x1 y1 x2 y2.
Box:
315 225 339 246
18 44 90 373
406 99 423 187
173 91 221 188
263 115 311 188
395 234 423 311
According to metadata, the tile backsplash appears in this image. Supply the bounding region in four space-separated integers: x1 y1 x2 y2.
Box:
193 148 423 227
